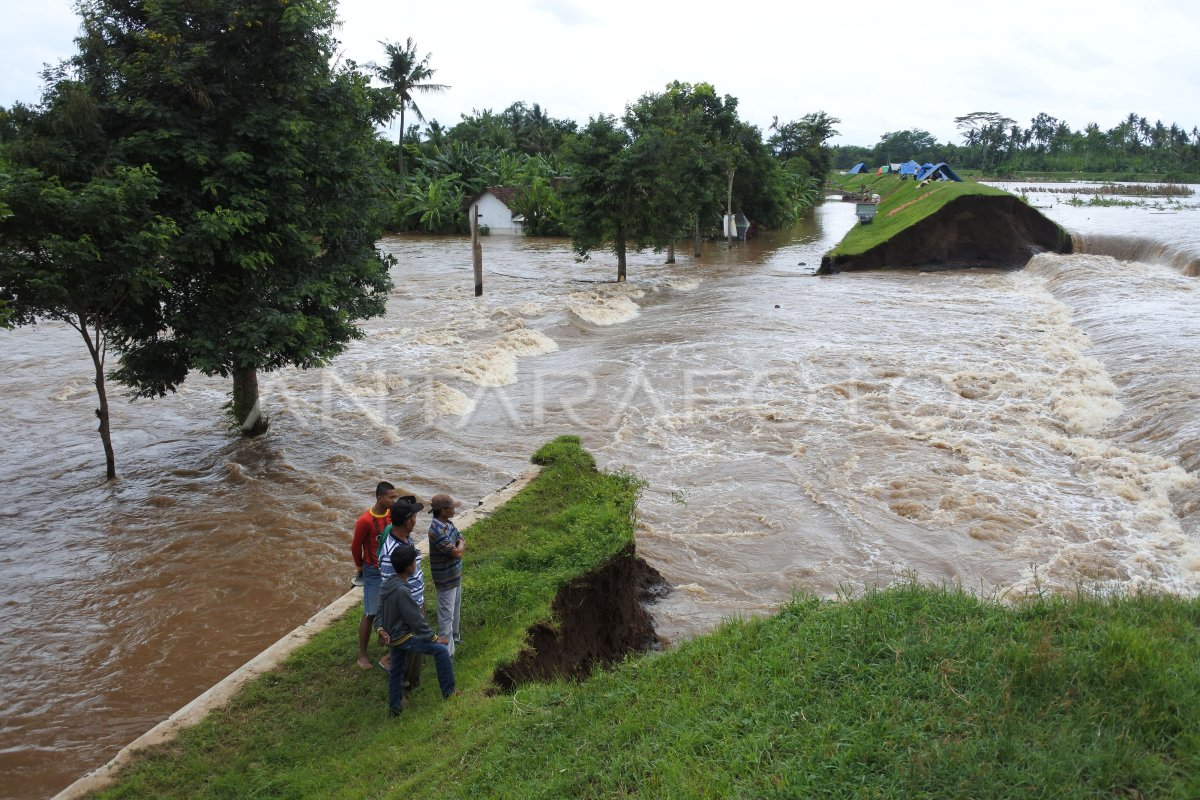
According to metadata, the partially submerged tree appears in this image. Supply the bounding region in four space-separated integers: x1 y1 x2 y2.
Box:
0 163 176 479
625 82 738 260
565 84 748 276
373 37 449 182
65 0 395 435
563 83 823 278
562 115 638 280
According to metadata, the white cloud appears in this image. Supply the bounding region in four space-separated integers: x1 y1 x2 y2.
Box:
3 0 1198 147
531 0 596 27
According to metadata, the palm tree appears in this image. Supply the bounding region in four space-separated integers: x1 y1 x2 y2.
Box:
373 38 449 181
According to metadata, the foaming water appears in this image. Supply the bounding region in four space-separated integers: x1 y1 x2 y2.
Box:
1071 233 1200 276
987 179 1200 275
3 197 1199 797
566 284 644 325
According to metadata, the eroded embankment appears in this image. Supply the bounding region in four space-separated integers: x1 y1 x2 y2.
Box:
494 545 669 690
822 194 1072 272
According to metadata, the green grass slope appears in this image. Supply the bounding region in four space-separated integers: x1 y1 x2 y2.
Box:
95 439 1200 799
95 436 644 798
827 176 1011 260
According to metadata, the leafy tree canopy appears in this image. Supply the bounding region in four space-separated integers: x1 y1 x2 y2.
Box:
58 0 397 433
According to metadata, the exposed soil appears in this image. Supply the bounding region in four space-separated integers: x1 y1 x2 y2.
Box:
821 194 1073 272
492 545 670 691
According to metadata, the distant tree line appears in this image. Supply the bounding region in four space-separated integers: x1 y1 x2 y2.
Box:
831 111 1200 178
387 88 835 242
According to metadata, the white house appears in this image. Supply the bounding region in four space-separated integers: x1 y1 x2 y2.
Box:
465 187 523 235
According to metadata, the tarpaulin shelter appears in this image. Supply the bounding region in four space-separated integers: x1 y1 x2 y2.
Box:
846 162 866 174
915 163 963 182
899 160 920 176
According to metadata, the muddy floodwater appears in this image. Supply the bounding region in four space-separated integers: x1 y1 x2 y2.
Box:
3 185 1199 798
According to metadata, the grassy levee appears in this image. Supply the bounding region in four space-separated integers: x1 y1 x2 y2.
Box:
826 175 1011 260
96 438 1200 798
94 435 644 798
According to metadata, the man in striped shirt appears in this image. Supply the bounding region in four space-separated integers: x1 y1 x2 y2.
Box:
428 493 466 656
377 495 425 684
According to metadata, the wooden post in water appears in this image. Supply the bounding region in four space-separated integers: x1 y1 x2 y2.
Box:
725 167 735 248
472 206 483 296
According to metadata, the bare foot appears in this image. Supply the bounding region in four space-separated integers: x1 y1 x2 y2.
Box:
356 656 372 671
378 657 392 672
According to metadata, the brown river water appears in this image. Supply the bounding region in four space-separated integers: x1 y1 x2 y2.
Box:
3 185 1199 798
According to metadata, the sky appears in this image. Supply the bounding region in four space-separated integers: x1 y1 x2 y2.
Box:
3 0 1199 147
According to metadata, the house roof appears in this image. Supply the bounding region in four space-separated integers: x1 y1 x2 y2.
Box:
467 186 519 208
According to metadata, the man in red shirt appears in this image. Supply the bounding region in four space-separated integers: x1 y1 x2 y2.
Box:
351 481 398 670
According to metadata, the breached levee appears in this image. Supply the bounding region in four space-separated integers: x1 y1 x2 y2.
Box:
53 437 667 799
821 176 1072 272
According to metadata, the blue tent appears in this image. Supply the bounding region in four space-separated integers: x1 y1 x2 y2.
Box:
915 162 963 182
898 160 920 176
846 162 866 174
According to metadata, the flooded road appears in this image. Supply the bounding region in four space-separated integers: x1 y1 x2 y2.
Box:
2 189 1199 798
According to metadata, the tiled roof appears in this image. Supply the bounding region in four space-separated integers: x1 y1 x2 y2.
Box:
485 186 518 206
465 186 519 210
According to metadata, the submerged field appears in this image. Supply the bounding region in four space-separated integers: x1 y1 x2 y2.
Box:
92 439 1200 799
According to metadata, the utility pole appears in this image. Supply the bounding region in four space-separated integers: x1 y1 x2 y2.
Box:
472 206 483 296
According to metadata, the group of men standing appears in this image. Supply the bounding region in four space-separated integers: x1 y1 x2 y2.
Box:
350 481 467 715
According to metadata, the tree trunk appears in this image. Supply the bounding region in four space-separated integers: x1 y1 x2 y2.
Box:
94 358 116 481
76 317 116 480
616 236 627 282
694 215 702 257
398 105 406 183
232 366 269 437
666 241 675 264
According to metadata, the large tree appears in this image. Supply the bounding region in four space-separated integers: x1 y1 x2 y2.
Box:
1 76 179 479
566 83 752 276
373 37 448 181
625 82 738 260
563 86 815 277
562 115 639 281
64 0 395 435
0 162 176 479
